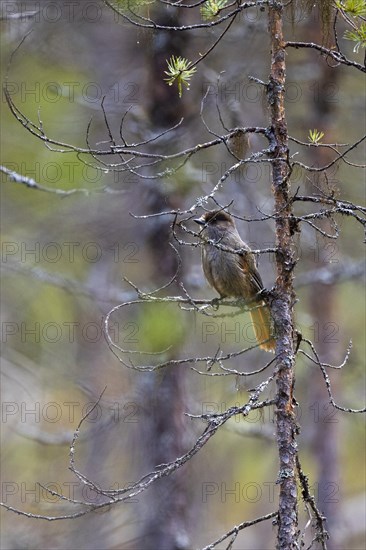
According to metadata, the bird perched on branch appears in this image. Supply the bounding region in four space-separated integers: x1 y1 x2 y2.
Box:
195 210 276 352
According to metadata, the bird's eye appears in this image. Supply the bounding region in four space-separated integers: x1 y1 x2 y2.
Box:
212 213 227 222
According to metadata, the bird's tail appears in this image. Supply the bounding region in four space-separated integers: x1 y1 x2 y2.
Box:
249 301 276 352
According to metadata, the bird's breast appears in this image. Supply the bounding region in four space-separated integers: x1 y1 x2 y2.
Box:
202 244 252 299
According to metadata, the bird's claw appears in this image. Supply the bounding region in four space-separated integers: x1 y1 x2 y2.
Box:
211 297 221 310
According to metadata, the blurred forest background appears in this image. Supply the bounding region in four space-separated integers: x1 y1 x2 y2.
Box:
1 1 365 549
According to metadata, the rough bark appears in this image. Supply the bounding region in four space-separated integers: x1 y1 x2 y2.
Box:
268 3 298 548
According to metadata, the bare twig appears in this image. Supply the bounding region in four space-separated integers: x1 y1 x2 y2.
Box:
300 339 365 413
200 511 278 550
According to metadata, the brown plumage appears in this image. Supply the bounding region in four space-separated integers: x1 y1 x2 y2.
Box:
195 210 276 352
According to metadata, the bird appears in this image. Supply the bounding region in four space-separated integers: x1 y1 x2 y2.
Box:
195 209 276 352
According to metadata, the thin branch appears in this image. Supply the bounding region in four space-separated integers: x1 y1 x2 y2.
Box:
104 296 274 372
1 374 275 520
296 455 329 550
103 0 261 31
292 134 366 172
200 511 278 550
190 13 238 69
0 165 97 196
286 41 366 73
300 339 365 413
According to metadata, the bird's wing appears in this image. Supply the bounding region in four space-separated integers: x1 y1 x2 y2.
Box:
237 251 264 293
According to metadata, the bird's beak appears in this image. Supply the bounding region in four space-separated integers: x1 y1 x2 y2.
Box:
194 216 206 226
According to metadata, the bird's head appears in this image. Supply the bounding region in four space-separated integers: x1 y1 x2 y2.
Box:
194 210 236 235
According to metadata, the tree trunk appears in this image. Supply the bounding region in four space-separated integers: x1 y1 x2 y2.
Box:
268 3 298 548
305 17 342 546
135 7 191 549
